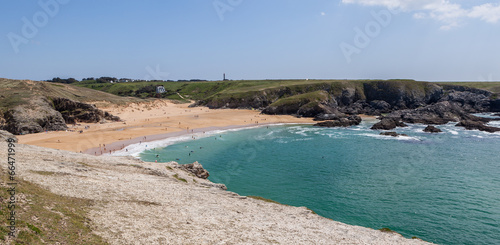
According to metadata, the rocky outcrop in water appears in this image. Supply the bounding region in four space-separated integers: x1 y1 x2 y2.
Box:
456 120 500 133
379 132 408 137
314 115 361 128
423 126 442 133
371 118 407 130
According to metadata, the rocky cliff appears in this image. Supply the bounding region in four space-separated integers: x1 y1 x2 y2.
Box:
197 80 500 133
0 97 120 135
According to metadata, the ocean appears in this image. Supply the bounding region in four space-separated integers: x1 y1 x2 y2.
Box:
131 115 500 244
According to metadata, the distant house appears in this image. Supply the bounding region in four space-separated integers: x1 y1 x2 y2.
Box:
156 85 166 93
119 78 132 83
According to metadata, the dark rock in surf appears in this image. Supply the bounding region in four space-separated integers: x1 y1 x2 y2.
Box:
371 118 407 130
455 120 500 133
423 125 442 133
379 132 408 137
314 115 362 128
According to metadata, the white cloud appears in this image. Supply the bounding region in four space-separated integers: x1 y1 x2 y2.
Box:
342 0 500 29
321 12 326 16
468 3 500 23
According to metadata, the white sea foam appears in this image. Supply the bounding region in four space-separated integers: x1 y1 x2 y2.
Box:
358 133 421 141
110 123 297 157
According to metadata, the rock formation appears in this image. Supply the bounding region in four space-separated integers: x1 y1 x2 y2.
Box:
423 126 442 133
371 118 407 130
179 161 210 179
52 98 121 124
456 120 500 133
314 115 361 128
379 132 408 137
0 97 120 135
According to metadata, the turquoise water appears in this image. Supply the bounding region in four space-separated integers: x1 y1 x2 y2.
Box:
139 118 500 244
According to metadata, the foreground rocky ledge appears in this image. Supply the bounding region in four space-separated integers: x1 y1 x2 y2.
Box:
0 142 431 244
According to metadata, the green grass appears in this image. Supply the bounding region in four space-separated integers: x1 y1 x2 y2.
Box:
172 174 187 183
0 171 108 244
0 78 139 110
379 227 398 233
269 90 329 107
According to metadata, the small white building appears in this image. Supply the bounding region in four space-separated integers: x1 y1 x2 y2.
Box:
156 86 166 93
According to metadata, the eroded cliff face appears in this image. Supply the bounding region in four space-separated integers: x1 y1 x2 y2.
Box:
198 81 493 117
196 81 500 132
52 98 120 124
1 97 68 135
0 97 120 135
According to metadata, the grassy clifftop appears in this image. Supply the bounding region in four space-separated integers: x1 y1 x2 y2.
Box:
0 78 138 109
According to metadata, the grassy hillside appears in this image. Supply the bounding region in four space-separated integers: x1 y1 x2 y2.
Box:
0 78 139 109
75 79 419 104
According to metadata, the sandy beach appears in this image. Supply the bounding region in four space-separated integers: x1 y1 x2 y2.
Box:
17 100 316 154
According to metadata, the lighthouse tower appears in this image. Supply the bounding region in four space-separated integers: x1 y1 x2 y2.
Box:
223 73 226 81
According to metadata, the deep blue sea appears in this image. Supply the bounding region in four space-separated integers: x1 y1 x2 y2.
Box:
134 115 500 245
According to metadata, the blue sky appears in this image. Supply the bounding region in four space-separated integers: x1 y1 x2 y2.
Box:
1 0 499 81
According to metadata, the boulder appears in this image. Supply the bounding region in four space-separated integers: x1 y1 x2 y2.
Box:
314 115 361 128
456 120 500 133
380 132 408 137
179 161 209 179
369 100 392 112
371 118 407 130
423 125 442 133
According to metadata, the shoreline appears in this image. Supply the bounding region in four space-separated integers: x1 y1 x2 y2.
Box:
87 122 313 156
17 99 317 153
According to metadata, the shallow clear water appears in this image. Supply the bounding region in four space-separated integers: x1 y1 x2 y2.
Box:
139 117 500 244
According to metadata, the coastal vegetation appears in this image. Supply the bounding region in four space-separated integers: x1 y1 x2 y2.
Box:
0 171 108 244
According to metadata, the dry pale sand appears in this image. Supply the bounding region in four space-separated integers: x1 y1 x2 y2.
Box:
0 142 431 244
17 100 316 154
